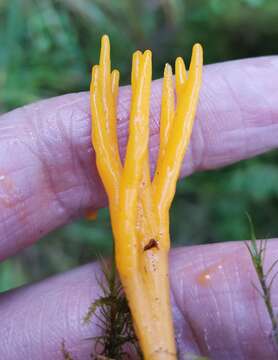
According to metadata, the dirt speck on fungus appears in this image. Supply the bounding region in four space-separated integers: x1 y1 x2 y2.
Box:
144 239 159 251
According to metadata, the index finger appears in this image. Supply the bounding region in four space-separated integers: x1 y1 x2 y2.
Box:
0 56 277 260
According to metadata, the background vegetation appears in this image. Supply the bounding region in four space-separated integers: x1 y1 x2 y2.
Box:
0 0 278 291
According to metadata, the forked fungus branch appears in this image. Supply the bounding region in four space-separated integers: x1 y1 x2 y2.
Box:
90 35 203 359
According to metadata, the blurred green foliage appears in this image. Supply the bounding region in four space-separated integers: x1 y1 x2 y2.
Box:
0 0 277 291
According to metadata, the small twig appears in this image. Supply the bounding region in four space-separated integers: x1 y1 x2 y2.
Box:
245 213 278 347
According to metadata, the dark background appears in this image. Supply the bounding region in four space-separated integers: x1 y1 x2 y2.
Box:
0 0 277 291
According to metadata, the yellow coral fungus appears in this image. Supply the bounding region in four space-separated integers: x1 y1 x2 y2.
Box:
90 34 203 359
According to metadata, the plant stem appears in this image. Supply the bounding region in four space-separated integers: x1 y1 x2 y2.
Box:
245 214 278 347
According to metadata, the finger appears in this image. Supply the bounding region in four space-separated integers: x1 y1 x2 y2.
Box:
0 57 278 260
170 241 278 359
1 240 278 359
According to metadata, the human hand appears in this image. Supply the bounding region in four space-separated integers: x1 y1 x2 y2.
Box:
0 56 278 359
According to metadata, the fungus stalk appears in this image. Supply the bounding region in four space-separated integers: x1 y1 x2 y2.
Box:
90 35 203 359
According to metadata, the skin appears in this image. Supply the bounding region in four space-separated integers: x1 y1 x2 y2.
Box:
0 56 278 359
